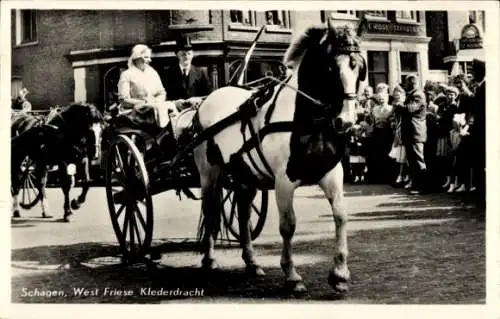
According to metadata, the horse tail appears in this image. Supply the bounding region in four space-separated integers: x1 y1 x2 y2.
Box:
11 126 51 162
196 139 227 249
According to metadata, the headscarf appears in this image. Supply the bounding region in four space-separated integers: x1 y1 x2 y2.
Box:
375 83 389 94
128 44 151 69
445 85 460 96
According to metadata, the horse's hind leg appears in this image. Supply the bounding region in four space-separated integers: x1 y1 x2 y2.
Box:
199 164 223 270
71 157 90 210
58 164 73 222
235 185 265 276
275 174 305 292
318 163 350 292
39 166 52 218
12 188 21 218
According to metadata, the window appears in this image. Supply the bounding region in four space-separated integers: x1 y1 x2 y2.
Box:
265 11 290 28
169 10 212 25
336 10 357 16
367 51 389 88
400 52 419 84
230 10 256 26
11 78 23 99
396 11 419 23
365 11 388 19
15 9 37 45
469 11 477 24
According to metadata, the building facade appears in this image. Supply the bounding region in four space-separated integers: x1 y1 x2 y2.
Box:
12 9 440 110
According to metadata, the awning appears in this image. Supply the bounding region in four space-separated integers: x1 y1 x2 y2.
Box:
444 48 485 63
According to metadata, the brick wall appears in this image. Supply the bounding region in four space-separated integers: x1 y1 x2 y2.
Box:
11 10 101 109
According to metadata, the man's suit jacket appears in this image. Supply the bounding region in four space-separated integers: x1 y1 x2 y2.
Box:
162 65 213 101
401 88 428 143
471 81 485 162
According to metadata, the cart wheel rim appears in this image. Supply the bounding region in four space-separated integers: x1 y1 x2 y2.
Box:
105 134 153 261
18 156 42 209
221 188 268 241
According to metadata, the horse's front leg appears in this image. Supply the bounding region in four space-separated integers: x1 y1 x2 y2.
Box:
71 157 90 210
39 167 52 218
318 163 350 293
275 173 305 292
59 164 73 222
235 186 265 276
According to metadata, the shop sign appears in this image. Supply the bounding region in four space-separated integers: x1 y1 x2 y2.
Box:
366 21 421 36
459 24 483 49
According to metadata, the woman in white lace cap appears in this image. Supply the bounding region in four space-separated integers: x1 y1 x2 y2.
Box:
117 44 178 127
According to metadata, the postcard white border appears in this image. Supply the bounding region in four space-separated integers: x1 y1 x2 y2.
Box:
1 1 498 318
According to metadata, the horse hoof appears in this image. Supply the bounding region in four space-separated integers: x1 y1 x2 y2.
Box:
63 213 74 223
201 258 218 270
285 281 307 294
42 214 53 218
149 252 162 260
246 264 266 277
13 211 21 218
328 271 349 293
70 199 81 210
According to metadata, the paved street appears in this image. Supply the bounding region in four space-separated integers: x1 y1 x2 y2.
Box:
11 184 484 304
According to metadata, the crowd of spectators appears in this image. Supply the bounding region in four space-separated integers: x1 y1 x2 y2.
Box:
344 59 486 205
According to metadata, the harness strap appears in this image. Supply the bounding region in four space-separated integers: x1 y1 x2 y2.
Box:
265 76 291 125
244 117 275 179
240 117 273 181
236 121 294 156
170 110 243 167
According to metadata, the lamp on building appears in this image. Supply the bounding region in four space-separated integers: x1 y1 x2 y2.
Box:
468 11 477 24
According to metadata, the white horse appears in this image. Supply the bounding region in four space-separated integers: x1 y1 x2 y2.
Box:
193 22 366 293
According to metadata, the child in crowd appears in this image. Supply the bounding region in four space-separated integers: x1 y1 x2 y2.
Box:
349 122 370 183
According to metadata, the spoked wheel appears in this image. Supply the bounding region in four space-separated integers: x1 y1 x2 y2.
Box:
221 188 268 241
18 155 42 209
105 134 153 262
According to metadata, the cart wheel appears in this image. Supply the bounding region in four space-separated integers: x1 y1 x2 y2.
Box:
18 155 42 209
105 134 153 262
221 188 268 241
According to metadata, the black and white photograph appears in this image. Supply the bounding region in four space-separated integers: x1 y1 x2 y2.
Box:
1 1 499 317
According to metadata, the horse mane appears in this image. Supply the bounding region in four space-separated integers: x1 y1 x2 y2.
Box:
283 25 327 70
62 102 104 123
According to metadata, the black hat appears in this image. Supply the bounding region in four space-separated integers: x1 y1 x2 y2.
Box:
175 35 193 52
472 59 485 72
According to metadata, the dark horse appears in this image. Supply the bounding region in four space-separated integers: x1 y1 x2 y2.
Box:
11 102 104 222
193 21 366 293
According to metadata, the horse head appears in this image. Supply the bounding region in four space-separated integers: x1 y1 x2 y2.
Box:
285 21 366 134
49 102 104 160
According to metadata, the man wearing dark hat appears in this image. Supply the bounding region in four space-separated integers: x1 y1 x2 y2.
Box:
401 75 428 194
471 58 486 207
161 35 213 111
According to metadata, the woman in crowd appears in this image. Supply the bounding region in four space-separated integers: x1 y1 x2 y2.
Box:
367 83 395 183
357 85 374 123
437 85 460 189
388 84 408 185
